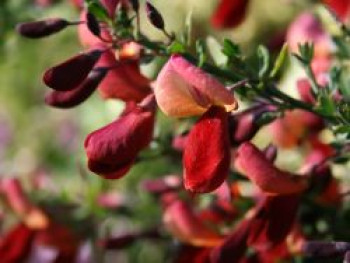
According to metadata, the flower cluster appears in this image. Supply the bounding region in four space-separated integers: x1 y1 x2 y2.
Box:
12 0 350 262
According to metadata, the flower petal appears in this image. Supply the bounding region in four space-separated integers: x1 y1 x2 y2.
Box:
95 44 151 102
155 55 237 117
235 142 308 195
184 106 230 193
84 95 155 179
163 200 223 247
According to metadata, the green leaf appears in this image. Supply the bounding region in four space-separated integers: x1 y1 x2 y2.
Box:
270 43 288 78
257 45 270 78
222 39 241 58
196 39 207 68
85 0 109 21
167 41 186 54
206 36 227 66
317 92 336 116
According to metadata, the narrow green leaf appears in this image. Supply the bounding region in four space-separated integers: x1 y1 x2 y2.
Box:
270 43 288 78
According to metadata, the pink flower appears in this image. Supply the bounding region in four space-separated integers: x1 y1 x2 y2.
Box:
154 55 237 117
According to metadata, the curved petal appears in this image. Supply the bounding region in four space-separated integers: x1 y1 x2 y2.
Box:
235 142 308 195
84 95 155 179
155 55 237 117
184 106 230 193
163 200 223 247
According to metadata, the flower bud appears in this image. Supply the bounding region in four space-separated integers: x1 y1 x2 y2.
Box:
43 49 103 91
45 67 108 108
86 12 101 37
16 18 69 38
146 2 165 30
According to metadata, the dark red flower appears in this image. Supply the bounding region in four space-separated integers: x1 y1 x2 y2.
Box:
183 106 230 193
84 95 155 179
211 0 249 29
43 49 103 91
16 18 69 38
45 67 108 108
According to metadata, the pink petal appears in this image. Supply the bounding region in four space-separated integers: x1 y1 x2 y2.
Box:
155 55 237 117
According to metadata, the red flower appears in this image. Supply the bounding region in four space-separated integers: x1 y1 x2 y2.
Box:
183 106 230 193
84 95 155 179
211 0 249 29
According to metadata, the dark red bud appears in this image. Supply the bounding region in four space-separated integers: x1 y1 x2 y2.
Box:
45 67 108 108
43 49 103 91
145 2 165 30
86 12 101 37
130 0 139 12
16 18 70 38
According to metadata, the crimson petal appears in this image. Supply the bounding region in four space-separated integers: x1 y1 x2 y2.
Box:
183 106 230 193
84 95 155 179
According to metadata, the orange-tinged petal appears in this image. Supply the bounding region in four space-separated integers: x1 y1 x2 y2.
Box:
154 55 237 117
163 200 223 247
235 142 308 195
